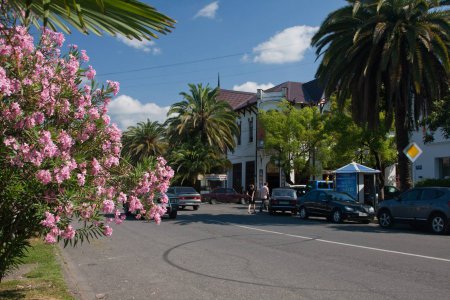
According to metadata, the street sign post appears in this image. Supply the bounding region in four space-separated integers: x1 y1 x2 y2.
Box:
403 142 423 162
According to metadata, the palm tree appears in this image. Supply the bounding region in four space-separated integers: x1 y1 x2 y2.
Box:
311 0 450 190
122 120 167 165
3 0 175 40
166 84 239 153
169 139 231 186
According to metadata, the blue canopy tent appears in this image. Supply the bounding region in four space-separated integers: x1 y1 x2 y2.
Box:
334 162 381 205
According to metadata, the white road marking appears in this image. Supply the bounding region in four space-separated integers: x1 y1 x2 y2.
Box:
206 220 450 263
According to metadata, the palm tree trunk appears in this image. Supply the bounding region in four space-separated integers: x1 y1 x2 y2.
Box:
394 102 412 191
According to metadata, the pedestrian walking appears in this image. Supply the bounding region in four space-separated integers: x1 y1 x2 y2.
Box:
246 184 256 214
259 182 270 212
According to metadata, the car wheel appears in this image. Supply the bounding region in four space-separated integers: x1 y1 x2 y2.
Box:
210 198 217 205
193 205 199 211
332 209 343 223
240 198 247 205
378 210 393 228
169 210 177 219
299 207 308 219
429 213 448 234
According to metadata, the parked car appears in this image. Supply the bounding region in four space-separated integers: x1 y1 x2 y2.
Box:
383 185 401 200
298 190 375 223
202 187 250 204
123 192 179 219
269 188 298 215
307 180 334 191
289 184 308 198
167 186 201 210
377 187 450 234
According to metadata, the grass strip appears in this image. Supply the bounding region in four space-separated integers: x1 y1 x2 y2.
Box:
0 238 74 300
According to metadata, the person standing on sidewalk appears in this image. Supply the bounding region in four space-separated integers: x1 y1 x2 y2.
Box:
247 184 256 214
259 182 270 212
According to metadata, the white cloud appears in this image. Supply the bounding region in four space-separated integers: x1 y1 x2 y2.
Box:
232 82 275 93
251 25 318 64
108 95 170 130
195 1 219 19
116 35 161 54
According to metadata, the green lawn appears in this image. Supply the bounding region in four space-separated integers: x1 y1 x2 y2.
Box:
0 239 74 300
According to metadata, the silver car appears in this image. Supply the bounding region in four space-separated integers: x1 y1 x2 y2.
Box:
377 187 450 234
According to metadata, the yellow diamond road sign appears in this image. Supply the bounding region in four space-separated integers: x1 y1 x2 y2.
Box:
403 142 423 163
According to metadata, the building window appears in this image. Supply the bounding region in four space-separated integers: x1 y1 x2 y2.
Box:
439 157 450 178
232 163 243 193
237 121 241 145
248 117 253 143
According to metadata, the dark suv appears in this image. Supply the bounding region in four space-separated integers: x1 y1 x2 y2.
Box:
298 190 375 223
377 187 450 234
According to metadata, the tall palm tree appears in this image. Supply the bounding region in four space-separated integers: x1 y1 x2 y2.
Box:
122 120 167 165
166 83 239 153
312 0 450 190
3 0 175 40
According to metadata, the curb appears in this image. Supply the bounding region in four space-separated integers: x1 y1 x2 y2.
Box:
58 246 96 300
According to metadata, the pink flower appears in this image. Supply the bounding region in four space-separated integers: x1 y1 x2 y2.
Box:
103 225 113 237
33 112 45 125
88 107 100 120
77 173 86 186
36 169 52 184
44 233 57 244
106 80 120 96
91 158 102 175
61 225 76 239
80 50 89 62
102 199 115 214
85 65 96 80
41 211 57 228
57 130 73 150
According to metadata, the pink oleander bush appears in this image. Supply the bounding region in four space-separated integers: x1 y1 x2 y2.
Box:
0 24 173 280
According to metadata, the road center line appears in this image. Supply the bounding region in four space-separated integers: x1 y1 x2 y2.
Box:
206 220 450 263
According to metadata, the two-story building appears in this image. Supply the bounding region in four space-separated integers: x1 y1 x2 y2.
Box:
217 80 326 192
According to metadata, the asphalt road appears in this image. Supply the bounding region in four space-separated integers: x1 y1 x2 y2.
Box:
60 203 450 300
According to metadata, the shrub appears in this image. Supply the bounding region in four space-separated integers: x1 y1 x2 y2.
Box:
0 26 173 281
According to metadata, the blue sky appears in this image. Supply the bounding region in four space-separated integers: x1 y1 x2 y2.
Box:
62 0 346 129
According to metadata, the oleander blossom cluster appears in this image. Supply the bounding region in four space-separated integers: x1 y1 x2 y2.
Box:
0 26 174 244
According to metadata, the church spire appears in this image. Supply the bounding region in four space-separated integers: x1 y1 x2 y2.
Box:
217 72 221 88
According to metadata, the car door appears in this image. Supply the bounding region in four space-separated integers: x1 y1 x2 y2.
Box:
225 188 236 203
304 191 319 215
415 189 444 221
391 189 422 220
315 191 329 216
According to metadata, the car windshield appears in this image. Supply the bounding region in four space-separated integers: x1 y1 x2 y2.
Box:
272 189 296 198
327 191 355 202
176 187 198 194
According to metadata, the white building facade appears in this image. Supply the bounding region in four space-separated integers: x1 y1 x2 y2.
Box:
218 80 326 192
410 129 450 183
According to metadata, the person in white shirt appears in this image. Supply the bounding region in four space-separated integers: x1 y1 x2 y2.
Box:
259 182 269 212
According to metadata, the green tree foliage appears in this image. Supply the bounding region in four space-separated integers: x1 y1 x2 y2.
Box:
166 84 239 153
423 97 450 142
121 120 167 165
4 0 175 40
168 138 231 186
258 101 329 182
312 0 450 191
325 98 397 198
